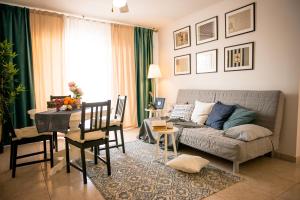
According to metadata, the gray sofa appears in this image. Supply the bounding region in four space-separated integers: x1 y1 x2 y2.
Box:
175 89 284 173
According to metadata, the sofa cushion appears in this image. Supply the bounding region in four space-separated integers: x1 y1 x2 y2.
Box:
166 154 209 173
206 101 235 130
170 104 194 121
191 101 215 125
179 127 242 161
224 124 273 141
179 127 273 162
223 107 256 130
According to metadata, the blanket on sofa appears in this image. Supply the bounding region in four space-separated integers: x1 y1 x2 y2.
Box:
138 117 201 149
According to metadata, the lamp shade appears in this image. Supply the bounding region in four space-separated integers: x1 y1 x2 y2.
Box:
148 64 161 79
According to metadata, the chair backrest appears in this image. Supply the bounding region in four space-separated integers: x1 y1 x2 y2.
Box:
3 104 17 138
50 95 71 101
80 100 111 140
114 95 127 123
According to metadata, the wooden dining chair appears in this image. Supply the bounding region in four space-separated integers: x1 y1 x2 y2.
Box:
65 100 111 184
107 95 127 153
49 95 71 152
4 105 54 178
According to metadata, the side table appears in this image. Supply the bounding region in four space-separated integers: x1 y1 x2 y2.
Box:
154 127 178 163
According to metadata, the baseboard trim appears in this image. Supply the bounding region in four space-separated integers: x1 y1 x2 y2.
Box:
275 152 299 163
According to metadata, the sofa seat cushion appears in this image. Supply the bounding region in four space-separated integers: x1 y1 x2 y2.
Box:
14 126 52 140
179 127 273 162
179 127 244 161
66 130 106 143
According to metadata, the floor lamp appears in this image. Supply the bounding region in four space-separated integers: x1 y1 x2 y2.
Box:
148 64 161 102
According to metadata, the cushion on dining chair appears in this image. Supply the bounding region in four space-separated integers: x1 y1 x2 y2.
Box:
14 126 52 140
66 130 106 143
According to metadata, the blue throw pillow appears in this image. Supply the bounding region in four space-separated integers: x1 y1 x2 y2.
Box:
223 107 256 130
206 101 236 130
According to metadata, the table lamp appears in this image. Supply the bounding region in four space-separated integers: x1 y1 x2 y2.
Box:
148 64 161 101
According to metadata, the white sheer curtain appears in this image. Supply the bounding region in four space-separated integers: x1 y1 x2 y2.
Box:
64 17 112 102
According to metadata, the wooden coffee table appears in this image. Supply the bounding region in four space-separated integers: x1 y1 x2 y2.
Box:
154 127 178 163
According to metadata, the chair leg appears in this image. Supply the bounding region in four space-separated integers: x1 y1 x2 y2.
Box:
105 139 111 176
114 130 119 147
94 145 98 165
120 127 125 153
65 139 70 173
12 143 17 178
53 132 58 152
10 142 13 170
43 139 47 159
49 138 54 167
81 147 87 184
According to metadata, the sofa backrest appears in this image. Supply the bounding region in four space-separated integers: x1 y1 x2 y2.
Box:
176 89 285 150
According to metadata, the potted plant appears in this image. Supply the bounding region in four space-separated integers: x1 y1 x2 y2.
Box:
0 40 25 153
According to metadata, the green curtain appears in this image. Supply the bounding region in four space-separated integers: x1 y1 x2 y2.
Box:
134 27 153 126
0 4 35 145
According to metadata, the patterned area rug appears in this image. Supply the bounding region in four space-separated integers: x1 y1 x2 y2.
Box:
86 140 241 200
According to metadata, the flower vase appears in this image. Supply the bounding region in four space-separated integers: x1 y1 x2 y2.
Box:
75 98 81 109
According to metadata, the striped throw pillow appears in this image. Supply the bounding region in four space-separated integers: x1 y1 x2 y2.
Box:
170 104 194 121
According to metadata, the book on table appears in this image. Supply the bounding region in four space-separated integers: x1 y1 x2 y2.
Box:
151 120 167 131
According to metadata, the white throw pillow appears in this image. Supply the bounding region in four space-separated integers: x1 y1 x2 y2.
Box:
191 101 215 125
224 124 273 141
170 104 194 121
166 154 209 173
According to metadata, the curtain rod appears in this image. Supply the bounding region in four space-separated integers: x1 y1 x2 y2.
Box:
0 1 158 32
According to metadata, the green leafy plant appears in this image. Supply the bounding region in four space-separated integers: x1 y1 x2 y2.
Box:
0 40 25 121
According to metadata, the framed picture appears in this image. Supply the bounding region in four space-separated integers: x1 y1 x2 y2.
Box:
154 97 165 109
225 3 255 38
224 42 254 72
174 54 191 75
173 26 191 50
196 16 218 45
196 49 218 74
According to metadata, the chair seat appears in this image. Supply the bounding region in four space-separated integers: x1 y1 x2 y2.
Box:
109 117 121 126
14 126 52 140
66 130 106 143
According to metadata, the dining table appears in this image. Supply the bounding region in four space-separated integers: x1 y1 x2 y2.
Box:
28 108 94 176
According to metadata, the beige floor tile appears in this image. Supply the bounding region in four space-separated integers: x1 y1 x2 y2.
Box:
276 183 300 200
216 181 274 200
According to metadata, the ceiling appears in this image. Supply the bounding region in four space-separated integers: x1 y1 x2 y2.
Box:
0 0 222 29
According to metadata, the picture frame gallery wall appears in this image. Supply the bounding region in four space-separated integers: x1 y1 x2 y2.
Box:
172 2 256 76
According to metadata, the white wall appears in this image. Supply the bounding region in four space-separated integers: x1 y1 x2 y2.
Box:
158 0 300 157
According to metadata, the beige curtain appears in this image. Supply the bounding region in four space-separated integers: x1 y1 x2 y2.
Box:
30 10 65 111
111 24 137 128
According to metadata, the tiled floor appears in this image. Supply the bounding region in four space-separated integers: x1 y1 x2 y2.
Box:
0 128 299 200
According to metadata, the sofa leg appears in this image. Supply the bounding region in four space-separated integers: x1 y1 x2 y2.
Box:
233 161 239 173
271 150 276 158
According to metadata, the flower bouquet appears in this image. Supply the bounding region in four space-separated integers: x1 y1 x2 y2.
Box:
68 81 83 99
60 97 77 111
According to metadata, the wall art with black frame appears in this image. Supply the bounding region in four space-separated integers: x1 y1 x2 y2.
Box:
224 42 254 72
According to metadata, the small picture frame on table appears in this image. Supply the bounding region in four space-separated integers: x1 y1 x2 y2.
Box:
154 97 166 109
225 3 255 38
196 16 218 45
173 26 191 50
196 49 218 74
224 42 254 72
174 54 191 76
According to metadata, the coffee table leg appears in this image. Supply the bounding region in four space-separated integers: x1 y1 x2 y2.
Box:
156 134 160 159
171 133 177 157
164 134 168 163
